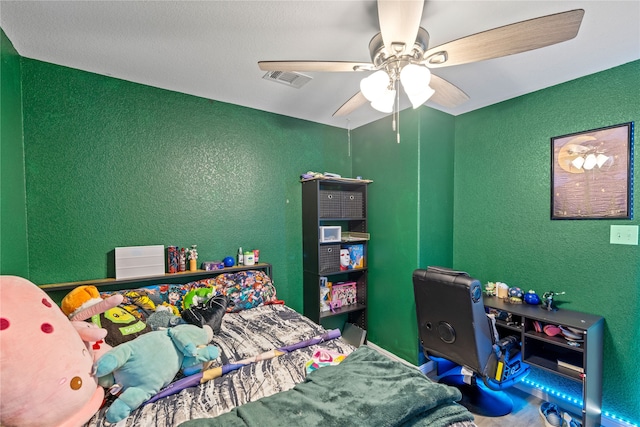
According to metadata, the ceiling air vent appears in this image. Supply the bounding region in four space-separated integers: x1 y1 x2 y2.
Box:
262 71 312 89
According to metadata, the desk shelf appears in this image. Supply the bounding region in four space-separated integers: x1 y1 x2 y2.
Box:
40 263 273 305
484 296 603 427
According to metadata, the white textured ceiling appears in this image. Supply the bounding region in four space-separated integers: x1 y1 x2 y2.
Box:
1 1 639 129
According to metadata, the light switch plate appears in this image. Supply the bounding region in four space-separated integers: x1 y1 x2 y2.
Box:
610 225 639 245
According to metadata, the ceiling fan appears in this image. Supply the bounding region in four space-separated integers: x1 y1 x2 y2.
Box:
258 1 584 118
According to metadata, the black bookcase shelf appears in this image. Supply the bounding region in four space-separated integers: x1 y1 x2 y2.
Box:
301 178 370 332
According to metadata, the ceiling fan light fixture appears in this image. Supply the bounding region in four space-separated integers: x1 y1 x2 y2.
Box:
400 64 433 107
370 88 396 113
360 70 391 102
400 64 431 89
406 85 435 109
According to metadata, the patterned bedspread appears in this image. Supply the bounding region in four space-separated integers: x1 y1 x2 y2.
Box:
84 305 476 427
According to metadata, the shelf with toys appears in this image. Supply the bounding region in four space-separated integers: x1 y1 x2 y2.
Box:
40 263 273 292
40 263 272 305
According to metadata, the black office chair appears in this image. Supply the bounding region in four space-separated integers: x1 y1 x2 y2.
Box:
413 266 529 417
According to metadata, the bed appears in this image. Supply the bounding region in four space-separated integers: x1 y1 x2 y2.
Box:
83 271 477 427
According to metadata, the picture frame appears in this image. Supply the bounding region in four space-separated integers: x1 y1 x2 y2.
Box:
551 122 634 220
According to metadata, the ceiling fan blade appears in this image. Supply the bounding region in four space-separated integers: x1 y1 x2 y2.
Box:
378 0 424 57
428 75 469 109
333 92 368 117
422 9 585 68
258 61 373 73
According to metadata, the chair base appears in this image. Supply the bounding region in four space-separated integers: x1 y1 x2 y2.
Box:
440 375 514 417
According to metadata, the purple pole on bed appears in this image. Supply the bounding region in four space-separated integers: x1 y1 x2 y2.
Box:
144 329 341 405
144 373 203 404
277 328 341 352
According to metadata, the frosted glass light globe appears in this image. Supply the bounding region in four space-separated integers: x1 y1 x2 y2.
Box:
360 70 390 102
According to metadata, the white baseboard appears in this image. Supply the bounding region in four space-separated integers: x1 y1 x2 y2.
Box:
365 341 417 369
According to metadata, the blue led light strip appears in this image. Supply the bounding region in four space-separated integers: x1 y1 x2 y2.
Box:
520 379 638 427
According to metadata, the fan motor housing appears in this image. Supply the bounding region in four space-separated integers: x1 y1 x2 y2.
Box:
368 27 430 69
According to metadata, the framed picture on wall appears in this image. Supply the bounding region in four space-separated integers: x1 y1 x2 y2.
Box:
551 122 634 220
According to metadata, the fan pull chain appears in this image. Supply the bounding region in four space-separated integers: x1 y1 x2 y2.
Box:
347 119 351 157
396 80 400 143
392 109 396 132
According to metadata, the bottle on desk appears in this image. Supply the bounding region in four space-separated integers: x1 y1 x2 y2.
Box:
237 247 244 266
244 251 255 266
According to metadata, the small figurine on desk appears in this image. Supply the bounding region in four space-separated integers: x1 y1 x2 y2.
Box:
187 245 198 272
179 248 186 272
541 290 565 311
484 282 497 296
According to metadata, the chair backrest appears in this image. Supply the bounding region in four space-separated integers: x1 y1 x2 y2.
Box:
413 267 494 375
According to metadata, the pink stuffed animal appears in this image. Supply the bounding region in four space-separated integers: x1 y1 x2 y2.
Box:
0 276 104 427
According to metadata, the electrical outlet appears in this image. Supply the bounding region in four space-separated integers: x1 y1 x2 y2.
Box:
610 225 639 245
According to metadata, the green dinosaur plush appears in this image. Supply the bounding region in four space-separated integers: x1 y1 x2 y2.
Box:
94 324 219 423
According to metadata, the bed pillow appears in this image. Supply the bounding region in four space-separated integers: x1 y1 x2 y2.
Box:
190 270 279 313
217 270 278 312
100 283 202 320
100 270 278 324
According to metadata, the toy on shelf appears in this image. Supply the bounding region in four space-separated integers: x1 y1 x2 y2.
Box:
541 291 565 311
507 286 524 304
343 244 364 269
524 290 541 305
168 246 179 273
496 282 509 298
484 282 497 296
339 249 350 271
319 277 332 312
179 248 187 272
187 245 198 271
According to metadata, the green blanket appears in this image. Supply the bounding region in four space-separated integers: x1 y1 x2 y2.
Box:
180 346 474 427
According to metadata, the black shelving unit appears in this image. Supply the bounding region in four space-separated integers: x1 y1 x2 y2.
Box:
301 178 370 332
484 296 603 427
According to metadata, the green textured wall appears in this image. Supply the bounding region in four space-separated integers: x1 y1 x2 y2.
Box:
20 59 350 311
352 107 454 363
6 31 639 421
0 29 28 277
454 60 640 420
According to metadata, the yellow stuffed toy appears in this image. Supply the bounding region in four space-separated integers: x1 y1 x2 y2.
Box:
61 285 122 320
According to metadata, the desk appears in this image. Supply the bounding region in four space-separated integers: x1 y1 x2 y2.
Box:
484 297 603 427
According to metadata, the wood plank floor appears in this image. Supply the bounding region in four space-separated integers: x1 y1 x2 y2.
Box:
471 388 545 427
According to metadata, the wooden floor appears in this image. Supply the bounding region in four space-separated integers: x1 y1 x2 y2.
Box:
470 388 545 427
